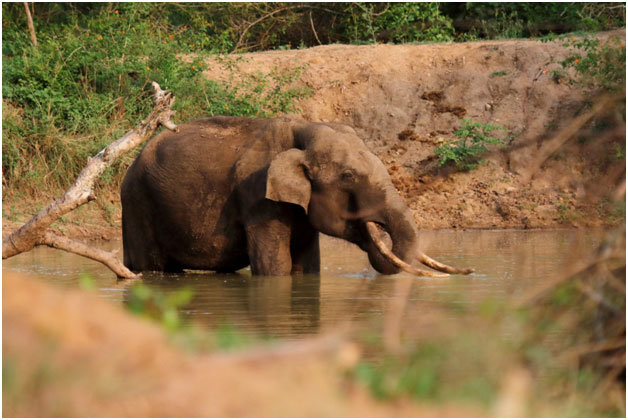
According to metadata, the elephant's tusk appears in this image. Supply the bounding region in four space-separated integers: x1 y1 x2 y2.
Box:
417 252 475 274
365 222 449 278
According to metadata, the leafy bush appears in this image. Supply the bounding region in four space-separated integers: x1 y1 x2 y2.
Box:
560 35 626 92
340 3 455 44
443 3 626 39
434 120 508 171
2 3 309 196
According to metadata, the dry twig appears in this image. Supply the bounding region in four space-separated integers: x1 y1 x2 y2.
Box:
383 277 414 353
2 82 178 278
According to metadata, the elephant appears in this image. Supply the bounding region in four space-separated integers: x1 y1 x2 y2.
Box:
121 116 474 277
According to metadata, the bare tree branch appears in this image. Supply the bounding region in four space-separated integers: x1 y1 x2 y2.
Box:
309 11 322 46
233 5 302 52
383 277 413 353
37 232 137 279
23 2 37 47
231 5 342 52
2 82 178 279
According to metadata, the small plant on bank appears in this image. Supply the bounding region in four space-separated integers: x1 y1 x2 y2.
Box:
489 70 508 78
434 119 508 171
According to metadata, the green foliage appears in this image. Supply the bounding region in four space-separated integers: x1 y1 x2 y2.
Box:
2 3 309 195
444 3 625 39
434 119 508 171
560 35 626 92
353 333 501 407
125 282 194 332
612 143 625 159
489 70 508 78
341 3 455 44
77 273 96 292
556 202 581 224
2 3 624 197
200 62 310 118
123 281 269 353
212 324 255 350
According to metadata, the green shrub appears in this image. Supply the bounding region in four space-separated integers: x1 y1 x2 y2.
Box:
444 3 625 39
2 3 309 196
341 3 455 44
434 119 508 171
560 35 626 92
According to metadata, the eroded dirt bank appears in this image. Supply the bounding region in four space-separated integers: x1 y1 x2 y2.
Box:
203 29 625 230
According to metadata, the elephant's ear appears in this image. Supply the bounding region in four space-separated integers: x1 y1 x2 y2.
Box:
265 149 311 213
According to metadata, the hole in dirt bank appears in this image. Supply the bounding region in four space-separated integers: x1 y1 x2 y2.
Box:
421 91 467 117
421 91 444 102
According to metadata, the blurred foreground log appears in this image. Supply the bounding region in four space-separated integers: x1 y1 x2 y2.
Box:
517 223 626 389
513 93 621 183
2 82 178 278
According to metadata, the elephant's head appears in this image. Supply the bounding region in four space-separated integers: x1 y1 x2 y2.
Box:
265 122 473 276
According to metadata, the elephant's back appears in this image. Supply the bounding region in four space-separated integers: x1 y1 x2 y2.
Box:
129 117 265 196
138 116 259 175
121 117 262 266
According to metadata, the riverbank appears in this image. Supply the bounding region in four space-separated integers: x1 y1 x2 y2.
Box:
3 30 624 242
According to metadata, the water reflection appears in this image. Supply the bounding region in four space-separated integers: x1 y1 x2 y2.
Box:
3 230 607 340
132 272 322 337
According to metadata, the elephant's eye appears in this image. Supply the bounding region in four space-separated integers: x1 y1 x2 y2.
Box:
341 170 355 182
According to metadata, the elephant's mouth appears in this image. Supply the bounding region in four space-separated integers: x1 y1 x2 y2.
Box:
363 221 474 277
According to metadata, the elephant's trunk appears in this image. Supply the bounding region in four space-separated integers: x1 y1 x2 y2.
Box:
363 191 474 276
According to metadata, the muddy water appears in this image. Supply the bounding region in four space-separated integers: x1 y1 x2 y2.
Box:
3 230 605 340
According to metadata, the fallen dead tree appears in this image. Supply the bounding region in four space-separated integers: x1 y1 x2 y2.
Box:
2 82 178 278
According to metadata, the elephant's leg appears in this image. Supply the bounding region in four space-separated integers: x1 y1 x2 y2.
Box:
290 224 320 275
122 203 166 272
244 218 293 275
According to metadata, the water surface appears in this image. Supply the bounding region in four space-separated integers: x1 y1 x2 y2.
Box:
3 230 605 340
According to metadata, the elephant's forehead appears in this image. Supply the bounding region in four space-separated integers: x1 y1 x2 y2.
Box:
308 136 388 176
309 135 365 162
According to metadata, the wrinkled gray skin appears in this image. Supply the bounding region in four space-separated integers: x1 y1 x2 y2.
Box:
122 116 422 275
